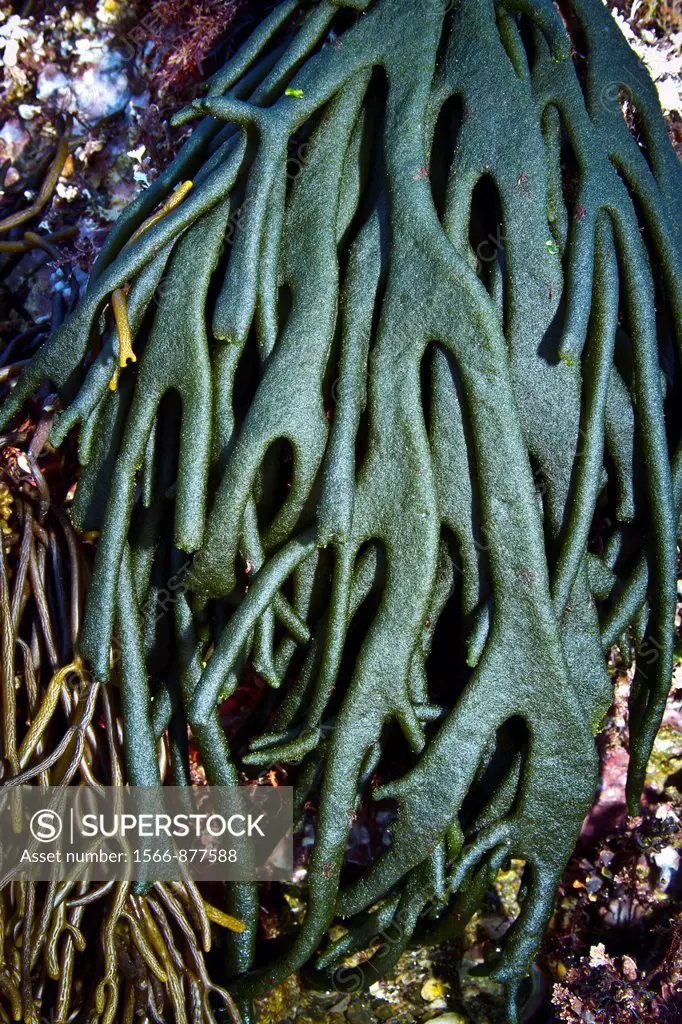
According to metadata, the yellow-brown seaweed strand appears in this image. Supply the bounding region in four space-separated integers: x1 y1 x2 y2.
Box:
0 131 69 235
0 532 18 778
95 881 131 1024
109 181 194 392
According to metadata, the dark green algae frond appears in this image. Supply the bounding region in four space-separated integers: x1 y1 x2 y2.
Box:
1 0 681 1020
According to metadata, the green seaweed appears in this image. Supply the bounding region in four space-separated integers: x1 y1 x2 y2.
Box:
2 0 680 1021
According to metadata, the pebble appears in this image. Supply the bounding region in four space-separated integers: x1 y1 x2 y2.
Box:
0 119 30 163
70 50 130 123
36 64 69 101
421 978 447 1002
35 54 130 125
